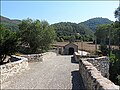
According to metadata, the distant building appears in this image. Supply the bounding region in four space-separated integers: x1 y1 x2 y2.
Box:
54 42 78 55
63 42 78 55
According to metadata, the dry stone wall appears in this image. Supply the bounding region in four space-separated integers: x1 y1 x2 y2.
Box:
86 56 109 78
74 52 120 90
0 52 56 85
0 56 29 83
21 52 56 62
21 54 43 62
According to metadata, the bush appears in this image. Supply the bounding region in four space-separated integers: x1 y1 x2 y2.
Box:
99 45 108 56
117 75 120 85
18 19 56 54
109 51 120 85
96 50 102 56
0 24 18 64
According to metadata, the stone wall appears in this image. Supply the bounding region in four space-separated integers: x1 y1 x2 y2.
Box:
86 56 109 78
0 52 56 85
74 52 109 78
21 52 56 62
74 52 120 90
21 54 43 62
0 56 29 83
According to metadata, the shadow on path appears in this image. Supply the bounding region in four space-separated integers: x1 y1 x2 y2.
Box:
71 56 79 64
71 70 86 90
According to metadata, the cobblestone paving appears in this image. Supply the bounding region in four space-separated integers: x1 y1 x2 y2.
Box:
2 54 85 89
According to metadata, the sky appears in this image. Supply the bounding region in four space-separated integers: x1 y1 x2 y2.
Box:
1 1 119 24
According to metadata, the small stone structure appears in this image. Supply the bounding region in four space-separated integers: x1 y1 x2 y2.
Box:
0 56 29 83
74 52 120 90
64 42 78 55
56 42 78 55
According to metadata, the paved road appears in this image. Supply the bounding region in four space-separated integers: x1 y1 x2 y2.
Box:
2 54 85 89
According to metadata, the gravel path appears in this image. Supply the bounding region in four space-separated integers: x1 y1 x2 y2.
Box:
2 54 85 89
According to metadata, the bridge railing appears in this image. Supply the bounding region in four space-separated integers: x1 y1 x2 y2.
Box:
74 52 120 90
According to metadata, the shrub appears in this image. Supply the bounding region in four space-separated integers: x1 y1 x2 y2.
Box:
117 75 120 85
0 24 18 64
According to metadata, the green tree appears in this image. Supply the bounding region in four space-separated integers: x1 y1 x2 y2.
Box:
95 24 112 55
39 21 56 52
0 24 18 64
51 22 94 42
95 24 111 43
115 6 120 22
109 51 120 85
117 75 120 85
18 19 56 53
113 22 120 49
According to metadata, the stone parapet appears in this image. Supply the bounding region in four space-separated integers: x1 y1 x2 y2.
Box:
21 52 56 62
86 56 109 78
74 52 119 90
79 58 119 90
0 56 29 83
21 54 43 62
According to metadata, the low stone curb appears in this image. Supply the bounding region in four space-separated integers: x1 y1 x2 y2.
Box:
0 56 29 84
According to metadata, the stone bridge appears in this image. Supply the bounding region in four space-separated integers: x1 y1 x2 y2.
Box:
1 52 120 89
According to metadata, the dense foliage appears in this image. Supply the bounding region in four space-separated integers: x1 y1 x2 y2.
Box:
0 24 18 64
95 22 120 49
0 18 56 64
109 50 120 85
1 16 113 42
115 6 120 21
0 16 21 31
51 22 94 42
80 17 113 32
18 19 56 54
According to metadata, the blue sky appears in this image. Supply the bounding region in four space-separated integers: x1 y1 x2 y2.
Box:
1 1 119 24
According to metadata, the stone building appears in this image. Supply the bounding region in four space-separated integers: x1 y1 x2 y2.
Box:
63 42 78 55
55 42 78 55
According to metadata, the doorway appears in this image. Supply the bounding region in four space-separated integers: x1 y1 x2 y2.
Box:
69 47 74 55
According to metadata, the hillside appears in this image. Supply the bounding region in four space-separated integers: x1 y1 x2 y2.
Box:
0 16 21 31
51 22 94 41
80 17 113 32
0 16 113 41
0 16 21 24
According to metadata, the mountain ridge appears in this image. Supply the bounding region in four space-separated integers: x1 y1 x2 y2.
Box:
0 16 21 24
79 17 113 32
0 16 113 33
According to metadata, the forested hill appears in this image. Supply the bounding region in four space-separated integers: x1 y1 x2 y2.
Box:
0 16 21 31
51 22 94 41
1 16 113 41
80 17 113 32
